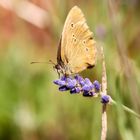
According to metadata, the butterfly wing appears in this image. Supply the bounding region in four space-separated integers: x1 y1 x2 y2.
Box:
60 6 97 75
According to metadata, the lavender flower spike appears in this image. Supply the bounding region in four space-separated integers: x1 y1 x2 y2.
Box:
53 75 101 98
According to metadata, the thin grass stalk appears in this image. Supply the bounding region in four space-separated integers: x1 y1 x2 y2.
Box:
101 47 107 140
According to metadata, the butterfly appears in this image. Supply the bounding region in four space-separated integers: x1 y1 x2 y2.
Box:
55 6 97 77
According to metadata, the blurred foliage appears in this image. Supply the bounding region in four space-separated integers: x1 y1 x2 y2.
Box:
0 0 140 140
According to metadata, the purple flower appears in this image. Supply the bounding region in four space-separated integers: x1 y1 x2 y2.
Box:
79 80 85 86
60 76 67 81
93 80 100 91
82 84 91 92
75 87 81 93
84 78 92 85
82 78 94 92
67 78 77 89
70 87 81 94
85 78 94 88
53 79 66 86
59 86 69 91
74 75 84 82
101 95 110 104
53 75 112 105
83 91 95 97
75 75 85 86
53 75 101 98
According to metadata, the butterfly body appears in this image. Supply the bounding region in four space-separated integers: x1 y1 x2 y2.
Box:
56 6 97 76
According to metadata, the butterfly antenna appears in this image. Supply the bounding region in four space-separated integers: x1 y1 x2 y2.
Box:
30 60 56 65
30 61 48 64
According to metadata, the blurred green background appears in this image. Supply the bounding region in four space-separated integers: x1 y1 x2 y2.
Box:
0 0 140 140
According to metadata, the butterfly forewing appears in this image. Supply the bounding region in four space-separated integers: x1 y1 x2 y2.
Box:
58 6 97 75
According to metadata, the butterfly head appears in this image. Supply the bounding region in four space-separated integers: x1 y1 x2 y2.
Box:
54 63 72 77
54 64 61 74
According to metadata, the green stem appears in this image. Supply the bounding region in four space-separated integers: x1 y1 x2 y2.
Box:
111 99 140 119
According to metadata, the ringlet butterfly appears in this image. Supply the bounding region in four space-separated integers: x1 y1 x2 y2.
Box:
55 6 97 76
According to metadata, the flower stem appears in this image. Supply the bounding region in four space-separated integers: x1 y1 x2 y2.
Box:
101 47 107 140
110 99 140 119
